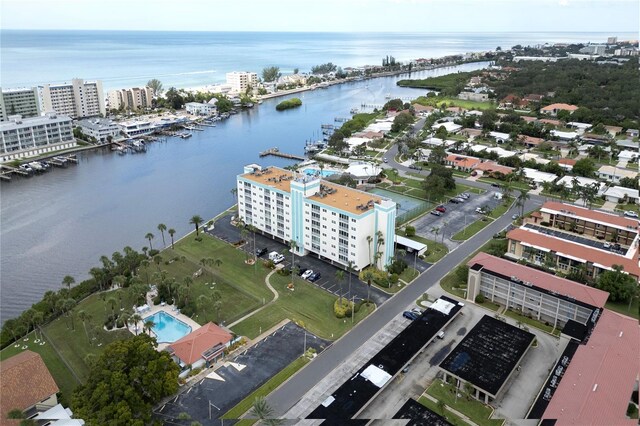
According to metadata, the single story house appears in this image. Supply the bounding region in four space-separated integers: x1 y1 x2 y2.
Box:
518 153 550 165
581 133 610 145
431 121 462 134
489 131 510 143
461 128 483 140
469 145 517 157
167 322 234 370
566 122 593 133
0 350 60 421
598 165 638 183
445 154 481 172
557 158 576 171
604 125 623 137
538 118 562 127
519 135 545 148
345 162 382 185
618 150 638 162
557 175 602 189
474 161 514 177
540 103 579 116
599 186 639 204
523 168 557 186
551 130 579 141
615 139 639 152
626 129 639 138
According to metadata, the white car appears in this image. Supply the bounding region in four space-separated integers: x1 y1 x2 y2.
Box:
623 211 639 218
301 270 314 280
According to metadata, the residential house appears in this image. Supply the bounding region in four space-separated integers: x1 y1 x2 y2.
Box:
519 135 545 148
185 102 217 116
411 104 434 116
557 158 576 171
539 118 562 127
604 125 623 138
167 322 233 369
625 129 639 138
0 350 60 422
431 121 462 134
540 103 579 117
489 131 510 143
600 186 639 204
597 165 638 183
77 118 121 143
473 161 514 178
445 154 480 172
461 128 482 140
499 94 521 109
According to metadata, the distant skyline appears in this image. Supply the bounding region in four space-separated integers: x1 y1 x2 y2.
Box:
1 0 638 33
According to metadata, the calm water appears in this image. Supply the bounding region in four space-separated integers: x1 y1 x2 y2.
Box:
1 30 632 91
0 30 621 323
145 311 192 343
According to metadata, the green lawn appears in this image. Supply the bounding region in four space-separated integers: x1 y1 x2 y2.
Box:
399 267 419 283
0 330 80 406
488 199 513 219
615 203 640 215
502 309 557 335
605 299 639 320
475 300 502 312
452 218 494 241
440 272 467 299
396 230 449 264
222 356 309 420
231 274 375 340
417 396 470 426
426 380 504 426
478 177 531 191
412 95 496 111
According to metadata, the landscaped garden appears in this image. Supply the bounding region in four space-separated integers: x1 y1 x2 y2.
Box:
424 379 504 426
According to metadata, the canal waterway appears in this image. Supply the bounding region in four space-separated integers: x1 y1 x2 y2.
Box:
0 62 487 322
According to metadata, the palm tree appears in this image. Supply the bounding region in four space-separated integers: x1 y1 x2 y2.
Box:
431 226 440 242
145 232 155 251
157 223 167 247
197 294 211 319
517 190 530 218
230 187 238 200
106 297 117 319
168 228 176 249
63 299 76 330
129 313 143 335
190 215 203 236
346 261 355 301
144 320 155 336
32 311 44 342
61 275 75 291
289 239 298 279
182 277 193 305
366 235 374 265
250 396 281 425
78 310 92 341
335 270 345 303
375 230 385 267
359 268 376 305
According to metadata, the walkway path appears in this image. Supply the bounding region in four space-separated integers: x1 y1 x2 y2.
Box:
227 269 279 328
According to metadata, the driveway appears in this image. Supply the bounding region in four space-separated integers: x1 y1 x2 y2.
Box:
209 216 392 306
154 322 329 424
410 190 507 249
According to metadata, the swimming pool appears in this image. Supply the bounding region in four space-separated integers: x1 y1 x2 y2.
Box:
303 168 337 177
144 311 192 343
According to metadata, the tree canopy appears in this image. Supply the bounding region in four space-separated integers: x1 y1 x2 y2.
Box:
262 66 281 83
146 79 163 96
72 334 179 426
596 265 637 303
572 158 596 177
311 62 337 74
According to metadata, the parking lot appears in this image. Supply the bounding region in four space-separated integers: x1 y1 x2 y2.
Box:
210 215 401 306
154 322 329 424
410 189 508 248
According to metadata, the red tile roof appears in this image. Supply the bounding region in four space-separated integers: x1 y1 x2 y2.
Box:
411 104 434 112
506 227 640 278
538 118 562 126
168 322 232 365
474 161 514 175
467 253 609 307
0 351 59 422
446 154 480 169
541 201 639 230
543 309 640 425
557 158 577 166
519 135 545 146
541 103 579 112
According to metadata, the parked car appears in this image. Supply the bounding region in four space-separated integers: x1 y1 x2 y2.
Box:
624 211 639 218
403 311 419 320
297 268 308 276
301 270 314 280
402 363 411 373
460 193 470 199
512 214 519 220
436 205 446 213
449 198 461 204
430 210 442 216
382 157 388 163
453 197 465 203
471 171 478 176
491 183 500 188
603 242 611 249
437 331 445 339
475 207 485 214
410 307 423 315
268 252 285 264
308 272 322 282
543 388 552 401
255 247 268 257
409 164 422 170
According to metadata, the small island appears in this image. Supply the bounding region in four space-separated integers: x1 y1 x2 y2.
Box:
276 97 303 111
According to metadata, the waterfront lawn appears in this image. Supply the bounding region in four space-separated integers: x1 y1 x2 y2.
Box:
426 380 504 426
42 290 136 384
412 95 496 111
0 331 80 406
231 274 375 340
222 356 309 420
452 217 493 241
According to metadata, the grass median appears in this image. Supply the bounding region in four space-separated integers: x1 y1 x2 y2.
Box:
452 217 494 241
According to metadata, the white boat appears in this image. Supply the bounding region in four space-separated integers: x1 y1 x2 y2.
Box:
180 132 192 139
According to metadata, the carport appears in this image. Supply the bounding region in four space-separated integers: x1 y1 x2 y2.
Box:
395 235 427 256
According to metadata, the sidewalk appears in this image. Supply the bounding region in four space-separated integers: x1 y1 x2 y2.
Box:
227 269 279 328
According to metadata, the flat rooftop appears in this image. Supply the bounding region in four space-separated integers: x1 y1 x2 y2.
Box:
240 166 385 216
541 201 639 231
543 310 640 426
507 227 640 277
467 253 609 308
439 315 535 397
308 296 463 420
393 398 453 426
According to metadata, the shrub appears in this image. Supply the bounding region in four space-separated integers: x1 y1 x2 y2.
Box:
153 296 162 305
116 319 125 328
404 225 416 237
263 260 275 269
475 294 486 303
148 249 160 257
389 273 399 284
540 221 550 227
334 298 354 318
454 265 469 284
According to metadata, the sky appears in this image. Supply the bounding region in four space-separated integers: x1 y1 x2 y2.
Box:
1 0 638 33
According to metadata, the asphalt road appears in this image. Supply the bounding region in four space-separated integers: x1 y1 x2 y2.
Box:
269 142 545 419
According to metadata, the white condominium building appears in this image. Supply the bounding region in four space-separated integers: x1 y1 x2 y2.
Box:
107 87 154 111
39 78 105 119
0 87 41 122
237 165 397 271
226 72 258 93
0 113 75 161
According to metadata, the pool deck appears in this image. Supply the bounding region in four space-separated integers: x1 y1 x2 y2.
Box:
128 301 202 351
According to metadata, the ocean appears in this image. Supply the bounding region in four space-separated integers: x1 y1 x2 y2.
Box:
1 30 633 91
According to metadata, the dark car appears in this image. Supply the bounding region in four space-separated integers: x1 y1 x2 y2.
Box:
308 272 322 282
449 198 461 204
297 267 308 276
403 311 418 320
491 183 500 188
255 247 268 257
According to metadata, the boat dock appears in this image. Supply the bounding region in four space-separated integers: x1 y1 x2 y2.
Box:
259 148 305 161
0 154 78 181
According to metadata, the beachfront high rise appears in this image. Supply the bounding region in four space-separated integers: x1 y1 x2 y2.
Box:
0 113 76 162
39 78 105 119
237 165 397 271
0 87 41 122
107 87 154 111
226 72 258 94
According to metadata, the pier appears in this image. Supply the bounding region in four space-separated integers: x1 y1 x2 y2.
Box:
259 147 305 161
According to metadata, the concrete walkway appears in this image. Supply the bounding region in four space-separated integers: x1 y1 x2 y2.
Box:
227 269 279 328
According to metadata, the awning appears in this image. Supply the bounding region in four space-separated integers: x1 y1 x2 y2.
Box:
361 365 392 388
394 235 427 255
